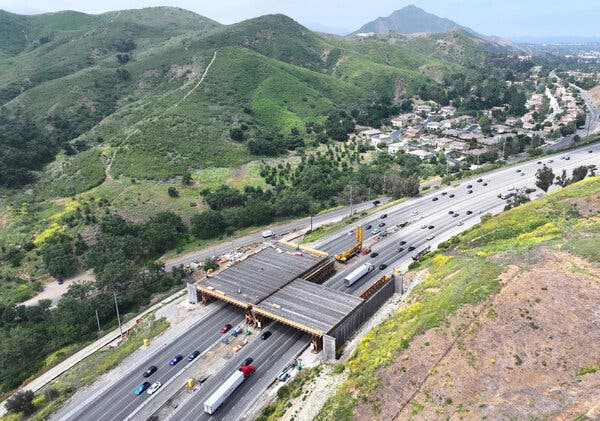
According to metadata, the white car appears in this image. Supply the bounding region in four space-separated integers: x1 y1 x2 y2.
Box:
411 211 419 216
147 381 162 395
426 234 436 240
261 230 274 238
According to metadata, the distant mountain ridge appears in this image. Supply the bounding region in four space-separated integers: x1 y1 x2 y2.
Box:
352 5 476 36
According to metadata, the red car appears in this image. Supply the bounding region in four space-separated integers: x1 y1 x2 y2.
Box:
220 324 232 333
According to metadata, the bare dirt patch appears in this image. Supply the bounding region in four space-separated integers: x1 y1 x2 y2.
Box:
353 251 600 420
588 85 600 107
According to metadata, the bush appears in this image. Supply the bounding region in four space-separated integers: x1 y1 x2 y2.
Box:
6 390 35 415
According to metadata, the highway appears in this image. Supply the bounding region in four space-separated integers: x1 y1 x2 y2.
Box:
167 323 307 421
53 143 599 421
52 303 243 421
317 142 600 295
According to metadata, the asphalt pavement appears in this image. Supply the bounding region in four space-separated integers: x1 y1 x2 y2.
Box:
53 303 242 421
168 323 307 421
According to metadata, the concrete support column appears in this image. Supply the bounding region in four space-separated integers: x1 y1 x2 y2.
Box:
323 335 337 360
394 272 405 295
186 283 200 304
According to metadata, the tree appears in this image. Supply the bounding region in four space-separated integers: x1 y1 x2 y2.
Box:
504 190 530 210
181 172 192 185
5 390 35 415
191 210 225 239
535 165 555 192
555 169 571 187
203 258 219 272
204 185 245 210
167 187 179 198
229 128 245 142
571 166 588 183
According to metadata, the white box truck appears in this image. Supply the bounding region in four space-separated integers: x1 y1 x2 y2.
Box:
204 366 255 414
344 263 374 287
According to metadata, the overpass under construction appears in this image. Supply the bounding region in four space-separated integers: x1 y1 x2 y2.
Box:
187 243 401 359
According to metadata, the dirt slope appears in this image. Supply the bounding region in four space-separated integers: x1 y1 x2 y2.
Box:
354 251 600 420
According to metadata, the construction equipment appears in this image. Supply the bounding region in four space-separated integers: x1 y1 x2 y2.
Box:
334 226 363 263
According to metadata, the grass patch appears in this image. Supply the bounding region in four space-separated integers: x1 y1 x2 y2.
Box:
576 365 599 376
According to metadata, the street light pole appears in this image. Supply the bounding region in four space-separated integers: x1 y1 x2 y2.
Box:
95 309 102 334
113 292 123 337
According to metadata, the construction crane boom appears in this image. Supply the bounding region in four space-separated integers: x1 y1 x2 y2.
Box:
334 226 363 263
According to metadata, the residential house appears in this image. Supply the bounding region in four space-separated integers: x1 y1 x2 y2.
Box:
404 127 422 138
358 129 381 140
407 149 434 160
439 105 457 117
447 141 470 152
426 121 443 131
387 141 406 155
415 104 432 114
391 113 421 128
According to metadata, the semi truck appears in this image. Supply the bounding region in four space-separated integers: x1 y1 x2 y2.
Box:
204 365 255 414
412 246 431 261
344 263 374 287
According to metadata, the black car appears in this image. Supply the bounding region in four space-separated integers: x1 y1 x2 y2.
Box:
466 210 473 215
241 357 254 367
483 183 488 186
378 222 386 227
260 331 272 340
373 200 381 205
589 150 593 153
364 224 372 230
378 264 387 270
467 184 473 189
537 161 542 164
565 156 571 160
453 213 459 217
477 178 483 183
448 210 454 214
516 169 522 173
399 221 409 228
467 190 473 194
397 247 405 253
449 194 455 198
441 192 448 195
380 213 387 219
188 351 200 361
370 252 379 258
408 246 416 251
428 225 434 229
143 366 157 378
399 240 406 245
432 197 439 201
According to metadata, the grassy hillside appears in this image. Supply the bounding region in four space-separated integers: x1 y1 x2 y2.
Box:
0 8 522 305
316 176 600 420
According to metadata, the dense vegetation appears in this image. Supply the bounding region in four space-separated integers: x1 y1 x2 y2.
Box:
0 213 186 393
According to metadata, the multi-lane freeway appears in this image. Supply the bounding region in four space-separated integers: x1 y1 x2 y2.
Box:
53 141 599 421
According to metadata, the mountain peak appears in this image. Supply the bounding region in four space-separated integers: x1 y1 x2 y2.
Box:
352 5 475 36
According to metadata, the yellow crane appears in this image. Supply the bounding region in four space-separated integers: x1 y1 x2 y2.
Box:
334 226 363 263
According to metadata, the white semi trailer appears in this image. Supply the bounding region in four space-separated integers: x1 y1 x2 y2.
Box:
204 365 255 414
344 263 374 287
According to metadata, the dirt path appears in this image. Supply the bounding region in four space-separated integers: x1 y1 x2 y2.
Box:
174 50 217 107
23 270 95 307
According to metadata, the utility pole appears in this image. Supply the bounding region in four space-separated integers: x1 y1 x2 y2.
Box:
95 309 102 334
113 292 123 337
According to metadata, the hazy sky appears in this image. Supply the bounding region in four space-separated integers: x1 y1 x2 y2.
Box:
2 0 599 39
